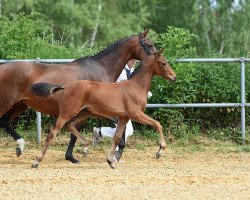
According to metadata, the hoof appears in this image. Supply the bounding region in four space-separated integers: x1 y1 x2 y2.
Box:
65 156 80 164
31 163 39 168
16 147 22 157
156 152 161 159
115 151 122 162
82 148 89 158
107 159 115 169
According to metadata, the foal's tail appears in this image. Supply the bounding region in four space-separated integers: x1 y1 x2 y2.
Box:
31 82 64 97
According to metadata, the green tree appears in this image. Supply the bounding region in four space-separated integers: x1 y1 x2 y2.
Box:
0 0 151 47
145 0 250 56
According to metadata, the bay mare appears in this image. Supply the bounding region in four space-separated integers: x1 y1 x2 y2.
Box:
31 49 177 168
0 29 157 163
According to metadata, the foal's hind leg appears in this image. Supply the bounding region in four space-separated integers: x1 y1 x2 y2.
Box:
32 116 68 168
107 118 128 169
131 112 166 159
65 120 92 157
0 102 28 157
64 110 93 159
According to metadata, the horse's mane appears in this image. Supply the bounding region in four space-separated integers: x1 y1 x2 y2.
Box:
73 34 137 63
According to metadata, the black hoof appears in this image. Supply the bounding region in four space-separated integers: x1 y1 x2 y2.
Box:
65 156 80 164
156 152 161 159
31 163 39 168
107 159 115 169
16 147 22 157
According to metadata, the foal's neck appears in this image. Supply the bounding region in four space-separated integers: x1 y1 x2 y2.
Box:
129 65 154 95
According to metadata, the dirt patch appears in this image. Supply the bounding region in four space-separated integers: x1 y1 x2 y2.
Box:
0 145 249 200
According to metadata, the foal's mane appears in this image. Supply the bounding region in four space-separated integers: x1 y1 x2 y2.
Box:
130 57 154 79
73 35 137 63
130 62 144 78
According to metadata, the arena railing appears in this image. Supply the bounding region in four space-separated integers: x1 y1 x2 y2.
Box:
1 58 249 144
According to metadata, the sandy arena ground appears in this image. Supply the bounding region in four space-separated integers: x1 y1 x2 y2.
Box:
0 146 249 200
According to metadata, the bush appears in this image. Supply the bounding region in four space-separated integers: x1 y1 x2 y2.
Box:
147 26 245 142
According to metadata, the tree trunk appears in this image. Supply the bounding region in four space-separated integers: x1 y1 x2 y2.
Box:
0 0 2 16
89 1 102 47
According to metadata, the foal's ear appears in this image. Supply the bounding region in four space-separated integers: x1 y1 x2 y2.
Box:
140 28 149 38
157 48 164 57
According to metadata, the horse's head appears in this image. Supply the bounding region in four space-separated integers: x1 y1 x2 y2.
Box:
133 29 158 60
150 48 176 82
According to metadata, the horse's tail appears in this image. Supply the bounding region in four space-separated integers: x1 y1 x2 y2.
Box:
31 82 64 97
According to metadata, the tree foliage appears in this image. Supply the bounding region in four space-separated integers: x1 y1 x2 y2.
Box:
0 0 249 56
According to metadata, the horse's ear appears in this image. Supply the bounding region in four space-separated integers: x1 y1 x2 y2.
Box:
157 48 164 57
140 28 149 38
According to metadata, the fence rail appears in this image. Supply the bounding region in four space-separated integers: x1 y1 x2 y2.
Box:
1 58 249 144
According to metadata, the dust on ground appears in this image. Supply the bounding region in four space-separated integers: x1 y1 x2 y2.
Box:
0 144 249 200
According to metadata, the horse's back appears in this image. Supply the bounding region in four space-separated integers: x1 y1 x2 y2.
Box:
0 61 34 91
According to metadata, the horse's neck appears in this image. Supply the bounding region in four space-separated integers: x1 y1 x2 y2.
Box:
83 37 138 82
129 66 153 95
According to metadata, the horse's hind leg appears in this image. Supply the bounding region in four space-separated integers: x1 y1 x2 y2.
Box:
0 102 28 157
131 112 166 159
32 116 67 168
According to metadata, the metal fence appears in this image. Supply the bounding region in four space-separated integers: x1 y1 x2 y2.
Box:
1 58 250 144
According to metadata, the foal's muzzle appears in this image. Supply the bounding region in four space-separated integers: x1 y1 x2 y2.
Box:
168 75 176 82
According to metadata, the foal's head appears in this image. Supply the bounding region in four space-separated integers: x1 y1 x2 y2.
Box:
148 49 176 81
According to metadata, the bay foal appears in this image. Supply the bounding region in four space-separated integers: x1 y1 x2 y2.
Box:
31 49 176 168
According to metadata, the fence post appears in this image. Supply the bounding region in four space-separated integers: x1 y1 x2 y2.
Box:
36 111 42 144
35 58 42 144
240 58 246 144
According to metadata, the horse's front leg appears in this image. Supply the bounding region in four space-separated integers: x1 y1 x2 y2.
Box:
107 118 128 169
32 117 67 168
131 111 166 159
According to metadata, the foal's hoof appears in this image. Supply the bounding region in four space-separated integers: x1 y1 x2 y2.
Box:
107 159 115 169
31 163 39 169
82 148 89 158
156 152 161 159
82 151 89 158
16 147 22 157
115 151 122 162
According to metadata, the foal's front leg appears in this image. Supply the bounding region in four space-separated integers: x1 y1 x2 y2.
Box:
131 111 166 159
107 118 128 169
32 116 68 168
